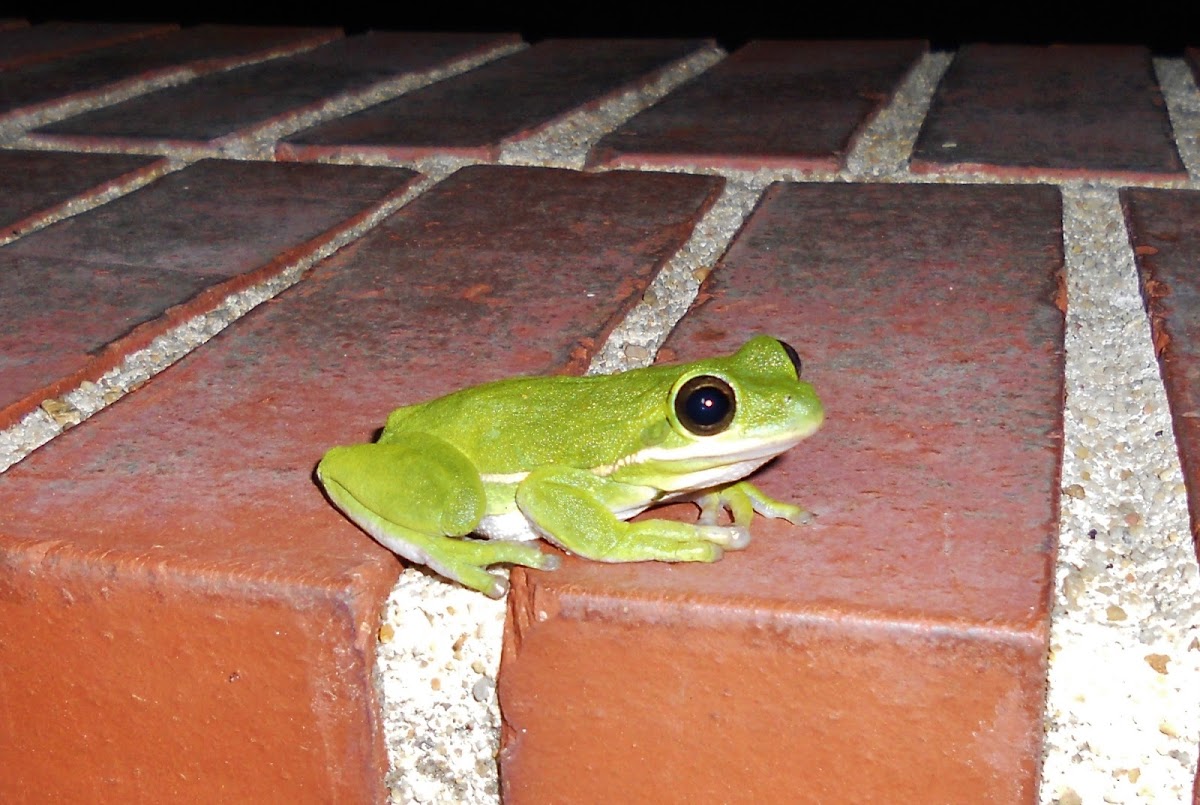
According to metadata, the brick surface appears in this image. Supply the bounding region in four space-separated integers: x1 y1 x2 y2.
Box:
32 31 519 149
501 182 1064 802
0 21 176 69
0 164 722 801
0 149 165 237
912 45 1185 181
277 38 709 163
1124 188 1200 554
589 40 926 171
0 24 340 124
0 158 418 429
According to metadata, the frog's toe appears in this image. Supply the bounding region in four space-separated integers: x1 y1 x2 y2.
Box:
483 573 510 599
454 564 516 599
759 499 810 524
726 526 751 549
665 540 725 562
790 509 814 525
697 525 751 550
471 540 559 572
430 559 511 599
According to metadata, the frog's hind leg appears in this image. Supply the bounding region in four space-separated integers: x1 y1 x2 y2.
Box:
317 436 557 598
341 511 554 598
328 503 552 597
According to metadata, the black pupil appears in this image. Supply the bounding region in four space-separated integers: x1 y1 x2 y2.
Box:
675 374 736 435
686 385 731 427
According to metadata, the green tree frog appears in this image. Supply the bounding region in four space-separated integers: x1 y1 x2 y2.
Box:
317 335 823 598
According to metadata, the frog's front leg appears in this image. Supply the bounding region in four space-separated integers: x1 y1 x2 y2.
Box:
317 434 558 598
695 480 811 539
515 466 748 563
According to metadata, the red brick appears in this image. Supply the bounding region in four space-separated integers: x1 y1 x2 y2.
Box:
501 182 1064 802
0 165 723 800
0 158 419 429
589 40 926 172
0 149 166 238
0 21 176 69
1123 188 1200 556
278 38 711 163
0 24 341 125
912 44 1185 181
30 32 520 150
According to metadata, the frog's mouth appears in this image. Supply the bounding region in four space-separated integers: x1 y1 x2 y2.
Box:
608 445 797 494
595 429 811 480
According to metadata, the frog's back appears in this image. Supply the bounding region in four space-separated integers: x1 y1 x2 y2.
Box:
380 371 666 474
383 375 582 433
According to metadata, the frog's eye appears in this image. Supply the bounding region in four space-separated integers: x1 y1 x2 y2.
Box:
778 339 802 377
675 375 736 436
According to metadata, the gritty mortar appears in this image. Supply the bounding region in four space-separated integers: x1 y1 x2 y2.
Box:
1157 57 1200 179
498 44 725 170
1041 185 1200 803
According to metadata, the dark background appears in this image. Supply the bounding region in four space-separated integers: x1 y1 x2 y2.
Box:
5 1 1198 53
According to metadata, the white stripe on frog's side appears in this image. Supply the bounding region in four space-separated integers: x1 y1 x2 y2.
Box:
474 498 657 542
476 427 807 488
480 470 531 484
479 439 792 497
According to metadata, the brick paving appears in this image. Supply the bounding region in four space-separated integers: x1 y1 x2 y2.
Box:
0 157 720 799
0 149 164 238
277 38 710 162
29 32 517 152
0 159 418 429
589 39 927 171
0 21 176 70
912 44 1186 180
0 25 339 127
0 24 1196 803
502 181 1063 801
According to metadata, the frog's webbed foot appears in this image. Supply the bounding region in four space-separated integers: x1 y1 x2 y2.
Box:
421 538 562 599
696 480 812 538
